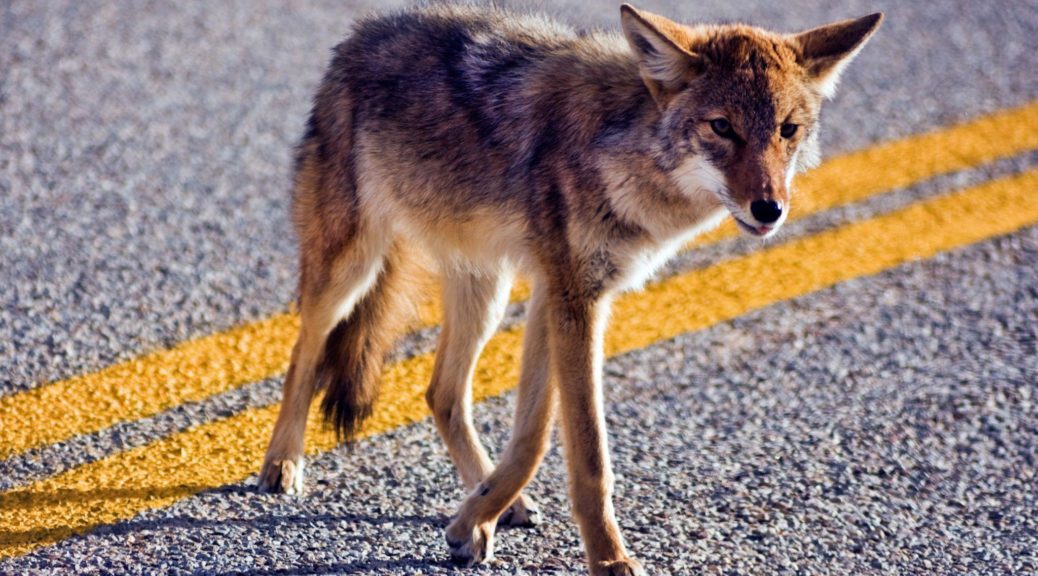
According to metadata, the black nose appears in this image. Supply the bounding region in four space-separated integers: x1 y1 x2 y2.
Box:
750 199 783 224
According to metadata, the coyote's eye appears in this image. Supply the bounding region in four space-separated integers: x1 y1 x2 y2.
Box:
780 123 799 139
710 118 734 139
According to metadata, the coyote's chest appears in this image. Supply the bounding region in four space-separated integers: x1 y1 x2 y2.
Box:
598 206 728 293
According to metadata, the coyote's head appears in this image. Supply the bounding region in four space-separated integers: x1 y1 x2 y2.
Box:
620 4 882 238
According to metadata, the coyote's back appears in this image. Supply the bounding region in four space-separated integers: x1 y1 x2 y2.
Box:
298 5 656 248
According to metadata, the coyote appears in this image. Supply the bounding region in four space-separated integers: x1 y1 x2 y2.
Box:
258 4 882 574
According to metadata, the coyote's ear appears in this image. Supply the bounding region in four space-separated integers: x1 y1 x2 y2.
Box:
791 12 883 99
620 4 703 104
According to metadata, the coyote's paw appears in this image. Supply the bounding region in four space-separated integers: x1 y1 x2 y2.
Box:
592 557 645 576
257 456 305 495
445 518 495 567
497 494 542 528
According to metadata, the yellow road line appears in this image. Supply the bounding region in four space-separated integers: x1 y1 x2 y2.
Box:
3 169 1038 559
2 101 1037 461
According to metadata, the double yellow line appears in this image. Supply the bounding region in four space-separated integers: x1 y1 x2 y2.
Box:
4 102 1038 461
2 101 1038 559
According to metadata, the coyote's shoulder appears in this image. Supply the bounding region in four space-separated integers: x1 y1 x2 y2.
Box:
262 5 882 574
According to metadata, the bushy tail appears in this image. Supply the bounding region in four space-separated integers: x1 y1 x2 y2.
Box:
317 242 425 441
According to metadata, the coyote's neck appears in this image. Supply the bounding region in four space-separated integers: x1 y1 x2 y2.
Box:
541 38 727 246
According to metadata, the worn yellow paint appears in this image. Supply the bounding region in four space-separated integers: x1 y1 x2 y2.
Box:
1 100 1037 461
0 314 298 460
4 169 1038 559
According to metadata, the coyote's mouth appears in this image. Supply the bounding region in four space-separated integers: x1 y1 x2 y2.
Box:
732 215 774 237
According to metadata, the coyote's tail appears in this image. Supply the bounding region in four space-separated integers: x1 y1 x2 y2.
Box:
317 242 425 441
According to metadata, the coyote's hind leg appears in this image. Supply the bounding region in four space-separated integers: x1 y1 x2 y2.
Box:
258 217 389 495
258 240 387 493
445 282 557 566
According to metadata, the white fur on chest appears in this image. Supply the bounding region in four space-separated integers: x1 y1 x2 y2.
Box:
601 155 729 292
610 208 726 292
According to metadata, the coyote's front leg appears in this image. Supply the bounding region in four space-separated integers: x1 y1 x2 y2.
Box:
548 291 643 576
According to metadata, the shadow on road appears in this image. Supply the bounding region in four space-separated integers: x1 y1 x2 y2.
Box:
0 482 447 555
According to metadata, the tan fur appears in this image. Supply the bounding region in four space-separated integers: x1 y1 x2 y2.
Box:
257 4 882 573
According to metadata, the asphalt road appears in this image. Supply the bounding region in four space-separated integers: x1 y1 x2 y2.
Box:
1 0 1037 574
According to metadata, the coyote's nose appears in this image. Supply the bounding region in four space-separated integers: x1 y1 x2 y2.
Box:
750 199 783 224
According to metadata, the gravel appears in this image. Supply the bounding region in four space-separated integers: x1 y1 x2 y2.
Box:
3 223 1036 576
1 0 1037 573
